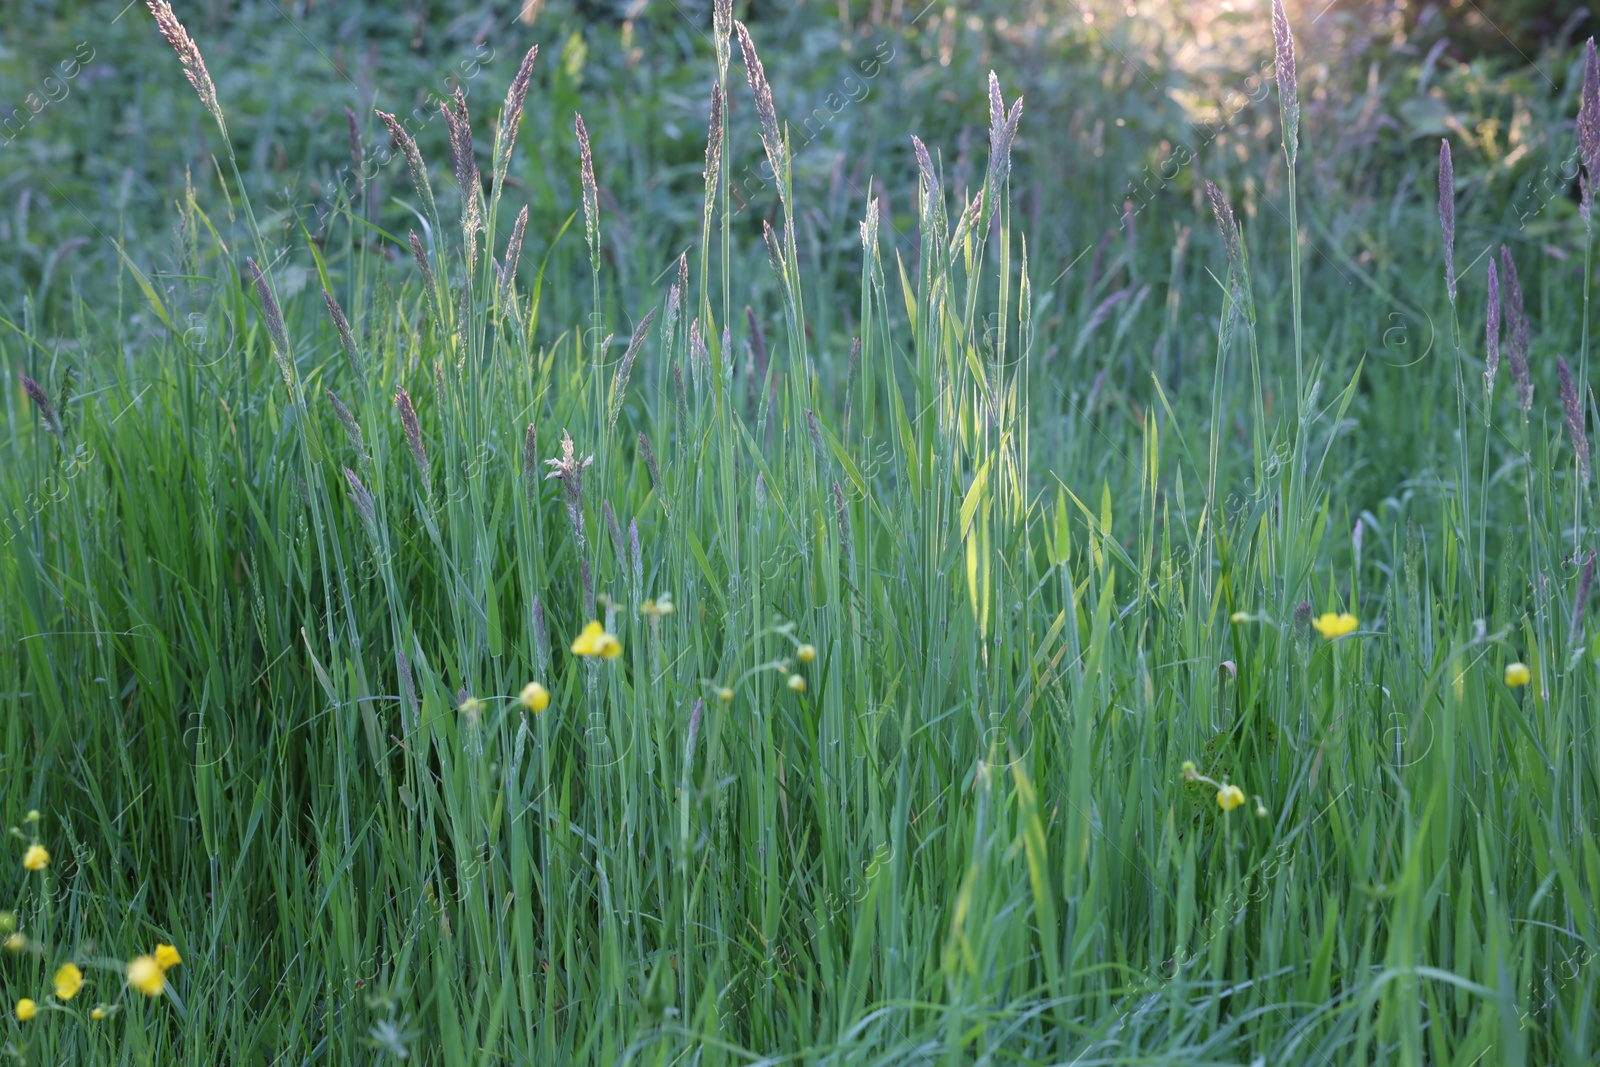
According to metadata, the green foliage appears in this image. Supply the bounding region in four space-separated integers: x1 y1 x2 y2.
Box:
2 2 1599 1063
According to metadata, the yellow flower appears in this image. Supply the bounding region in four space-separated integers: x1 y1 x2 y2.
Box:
571 621 623 659
24 810 39 824
127 955 165 997
22 844 49 871
14 999 35 1022
796 643 816 664
4 933 24 953
1504 662 1531 688
90 1006 108 1020
1216 784 1246 812
716 687 734 703
639 594 675 618
53 963 83 1000
1229 611 1251 624
786 673 806 693
1310 612 1359 640
457 695 482 718
518 682 550 713
155 943 181 971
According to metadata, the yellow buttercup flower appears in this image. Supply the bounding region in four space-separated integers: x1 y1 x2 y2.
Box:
14 999 35 1022
155 944 181 971
518 682 550 713
716 687 734 703
457 695 483 718
126 955 165 997
22 844 49 871
4 933 24 953
1311 612 1359 640
90 1006 108 1020
1504 662 1531 688
796 643 816 664
1216 784 1246 812
639 594 675 618
786 673 806 693
571 621 623 659
53 963 83 1000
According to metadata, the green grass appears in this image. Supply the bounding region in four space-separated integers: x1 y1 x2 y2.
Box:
3 1 1600 1063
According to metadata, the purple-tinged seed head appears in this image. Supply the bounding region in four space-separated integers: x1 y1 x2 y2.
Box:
638 431 666 512
19 373 62 439
704 83 724 215
522 423 539 503
500 206 528 313
343 106 363 179
608 306 657 430
531 596 550 673
1573 548 1596 644
629 519 642 590
1271 0 1300 163
376 110 437 224
834 479 854 570
1439 140 1456 305
145 1 224 132
323 289 365 381
1485 258 1501 399
685 697 704 766
734 22 786 195
1582 39 1600 224
1500 245 1532 411
343 466 377 537
1559 356 1590 482
604 502 626 574
575 113 600 272
394 388 429 487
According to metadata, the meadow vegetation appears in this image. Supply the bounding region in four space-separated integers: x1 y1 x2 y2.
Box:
3 0 1600 1062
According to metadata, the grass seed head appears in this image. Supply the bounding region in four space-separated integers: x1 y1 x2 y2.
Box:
1558 356 1590 482
1271 0 1299 162
145 1 225 134
1438 140 1456 304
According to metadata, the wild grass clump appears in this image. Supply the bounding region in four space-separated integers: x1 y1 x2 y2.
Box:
3 1 1600 1063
